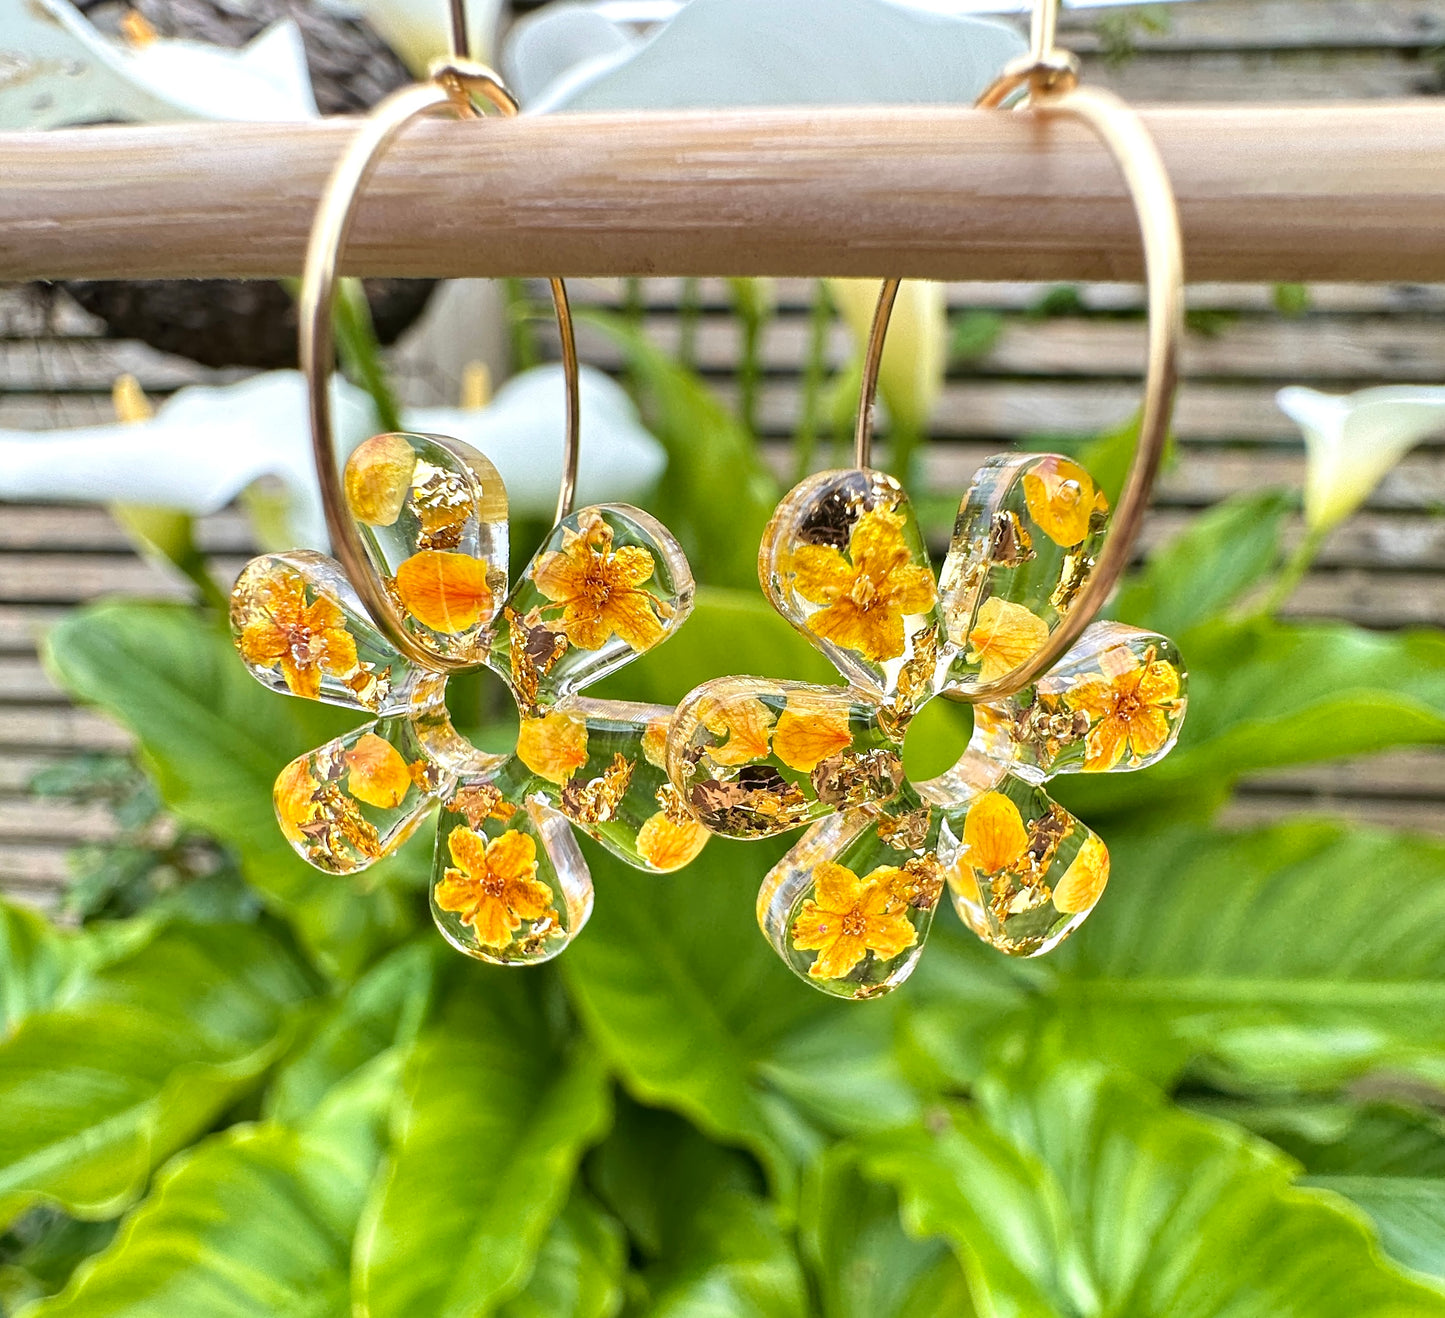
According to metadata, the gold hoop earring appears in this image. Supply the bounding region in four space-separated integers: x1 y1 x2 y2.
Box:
230 51 707 968
665 0 1189 998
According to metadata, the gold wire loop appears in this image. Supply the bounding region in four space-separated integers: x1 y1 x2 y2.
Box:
299 72 582 673
854 20 1183 706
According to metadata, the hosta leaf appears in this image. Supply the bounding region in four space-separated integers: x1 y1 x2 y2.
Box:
1111 489 1293 637
0 921 316 1226
27 1059 396 1318
496 1194 626 1318
354 969 612 1318
905 821 1445 1093
799 1144 975 1318
859 1063 1445 1316
264 940 440 1126
1304 1178 1445 1284
587 1101 807 1317
0 901 78 1039
43 602 421 977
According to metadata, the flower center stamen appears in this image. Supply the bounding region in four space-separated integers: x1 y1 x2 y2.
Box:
840 908 869 937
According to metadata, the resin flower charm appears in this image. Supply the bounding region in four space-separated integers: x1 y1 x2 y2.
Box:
231 431 706 966
668 459 1187 999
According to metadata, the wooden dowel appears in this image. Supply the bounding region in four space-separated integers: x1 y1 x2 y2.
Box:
2 103 1442 283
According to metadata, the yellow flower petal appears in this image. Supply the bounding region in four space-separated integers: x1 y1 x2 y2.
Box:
636 810 709 870
965 597 1049 682
534 512 667 653
963 791 1029 875
1023 455 1102 547
345 434 417 526
394 550 494 634
772 697 853 772
699 694 775 766
344 733 412 809
641 717 671 769
516 710 590 785
1052 834 1110 914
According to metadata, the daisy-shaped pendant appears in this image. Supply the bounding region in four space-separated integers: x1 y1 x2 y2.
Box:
666 457 1187 999
231 432 706 965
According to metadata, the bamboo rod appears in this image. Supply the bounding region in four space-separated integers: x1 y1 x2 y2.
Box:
2 103 1442 283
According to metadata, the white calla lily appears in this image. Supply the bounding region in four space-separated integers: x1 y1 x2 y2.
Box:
0 365 665 551
504 0 1025 112
1277 385 1445 533
828 278 949 442
0 0 316 129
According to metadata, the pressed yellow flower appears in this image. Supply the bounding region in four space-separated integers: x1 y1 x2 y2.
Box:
516 710 590 785
699 694 776 765
1051 834 1110 914
962 791 1029 876
636 810 710 870
533 512 667 653
1022 455 1106 547
792 507 937 663
274 758 319 843
641 717 671 769
434 826 555 949
965 597 1050 683
345 434 417 526
238 567 359 700
394 550 494 634
344 733 412 809
771 694 853 773
790 860 917 980
1070 647 1180 770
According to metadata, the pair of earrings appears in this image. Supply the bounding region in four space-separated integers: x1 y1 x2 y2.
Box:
228 20 1189 1000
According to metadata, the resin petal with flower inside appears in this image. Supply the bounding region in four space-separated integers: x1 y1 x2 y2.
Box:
761 469 943 720
231 550 417 714
939 453 1109 695
525 698 709 873
969 621 1187 782
343 432 508 664
488 504 695 715
668 678 902 839
430 757 592 966
758 787 951 1000
919 750 1108 958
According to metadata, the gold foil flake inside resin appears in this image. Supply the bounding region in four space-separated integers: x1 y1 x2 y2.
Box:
1010 697 1091 763
876 805 932 852
988 510 1035 567
889 853 945 911
343 662 392 711
504 606 570 716
561 753 636 824
811 748 904 811
410 460 475 550
450 782 515 829
655 781 695 827
690 767 811 837
1050 547 1096 614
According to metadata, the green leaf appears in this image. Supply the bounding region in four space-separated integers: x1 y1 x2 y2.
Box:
26 1059 395 1318
1059 617 1445 820
354 968 612 1318
1111 489 1293 635
576 312 780 590
496 1194 626 1318
1305 1178 1445 1283
906 821 1445 1093
0 903 77 1039
0 921 316 1226
859 1063 1445 1316
264 940 440 1126
800 1144 974 1318
587 1101 807 1318
43 602 420 977
564 831 920 1201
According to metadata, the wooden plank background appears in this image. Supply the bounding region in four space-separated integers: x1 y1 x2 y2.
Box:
4 0 1445 914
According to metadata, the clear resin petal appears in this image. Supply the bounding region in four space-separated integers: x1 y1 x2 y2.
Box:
430 756 592 966
525 697 707 873
757 786 948 1000
273 711 454 875
668 677 903 840
939 453 1110 695
919 751 1108 957
760 469 943 716
488 504 695 714
231 550 414 714
970 621 1187 780
342 432 508 665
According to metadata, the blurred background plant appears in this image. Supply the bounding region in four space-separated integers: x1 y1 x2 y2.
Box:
4 0 1445 1315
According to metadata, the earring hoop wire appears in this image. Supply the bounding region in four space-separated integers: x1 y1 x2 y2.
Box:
854 26 1183 706
299 66 582 674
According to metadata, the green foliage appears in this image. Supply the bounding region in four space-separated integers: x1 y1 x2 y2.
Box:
10 290 1445 1314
